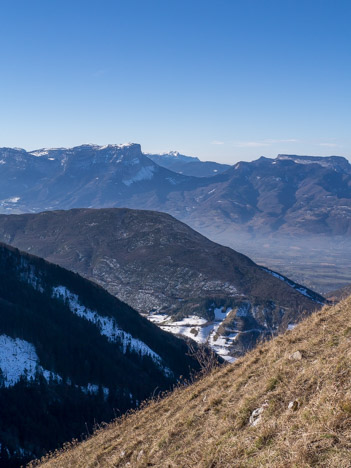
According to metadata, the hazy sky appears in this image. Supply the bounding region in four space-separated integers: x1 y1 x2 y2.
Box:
0 0 350 164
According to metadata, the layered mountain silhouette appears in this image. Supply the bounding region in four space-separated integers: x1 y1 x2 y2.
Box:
0 144 350 238
0 242 199 466
0 208 326 362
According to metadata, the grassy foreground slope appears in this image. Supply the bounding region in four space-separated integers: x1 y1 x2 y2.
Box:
35 296 351 468
327 284 351 303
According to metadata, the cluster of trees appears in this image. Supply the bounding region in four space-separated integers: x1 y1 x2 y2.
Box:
0 377 110 466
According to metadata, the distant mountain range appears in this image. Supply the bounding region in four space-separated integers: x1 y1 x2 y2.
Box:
181 153 351 238
0 242 199 466
0 144 350 239
0 208 326 362
146 151 230 177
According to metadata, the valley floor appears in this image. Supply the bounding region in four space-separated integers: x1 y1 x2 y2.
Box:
201 231 351 295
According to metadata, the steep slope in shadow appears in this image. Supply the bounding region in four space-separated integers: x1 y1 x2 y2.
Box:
0 243 200 467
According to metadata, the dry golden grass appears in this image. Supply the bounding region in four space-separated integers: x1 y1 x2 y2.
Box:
33 297 351 468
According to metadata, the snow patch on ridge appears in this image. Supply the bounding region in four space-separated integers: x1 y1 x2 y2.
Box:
0 335 62 387
99 143 137 151
123 166 155 186
0 334 110 396
80 383 109 398
52 286 172 377
30 149 50 157
0 196 21 204
261 267 324 304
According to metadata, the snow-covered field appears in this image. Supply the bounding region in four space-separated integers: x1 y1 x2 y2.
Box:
148 307 237 362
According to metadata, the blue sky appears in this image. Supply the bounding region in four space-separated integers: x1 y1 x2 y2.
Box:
0 0 350 163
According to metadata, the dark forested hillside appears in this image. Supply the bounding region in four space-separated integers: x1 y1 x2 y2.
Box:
0 208 326 363
0 243 200 467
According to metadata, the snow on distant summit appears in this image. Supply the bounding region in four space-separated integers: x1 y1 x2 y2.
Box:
153 151 200 162
277 154 351 173
28 143 140 156
146 150 230 177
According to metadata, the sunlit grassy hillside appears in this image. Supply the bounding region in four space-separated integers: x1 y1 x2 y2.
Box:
34 296 351 468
